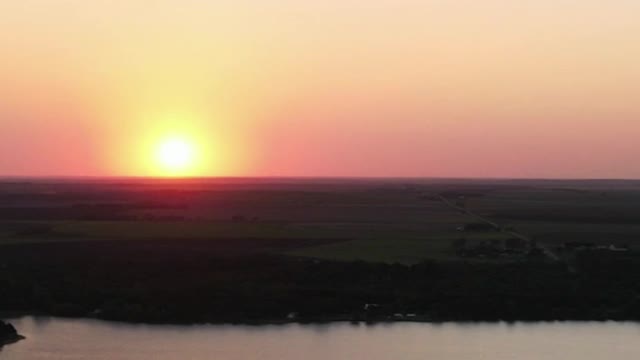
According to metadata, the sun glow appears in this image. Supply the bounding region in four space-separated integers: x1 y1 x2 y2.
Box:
156 138 197 176
111 108 247 177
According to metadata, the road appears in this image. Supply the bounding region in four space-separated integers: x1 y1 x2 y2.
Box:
435 194 560 262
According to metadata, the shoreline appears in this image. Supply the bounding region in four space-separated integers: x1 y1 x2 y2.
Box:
1 334 26 347
5 312 640 328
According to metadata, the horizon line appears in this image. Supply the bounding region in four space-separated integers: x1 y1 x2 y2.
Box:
1 175 640 182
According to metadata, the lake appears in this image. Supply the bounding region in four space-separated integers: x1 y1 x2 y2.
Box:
2 317 639 359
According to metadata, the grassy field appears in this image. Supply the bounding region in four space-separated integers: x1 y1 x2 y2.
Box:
288 231 513 264
465 184 640 249
0 207 480 263
2 178 640 263
0 221 295 243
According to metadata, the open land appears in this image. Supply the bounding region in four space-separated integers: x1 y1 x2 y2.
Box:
2 178 640 323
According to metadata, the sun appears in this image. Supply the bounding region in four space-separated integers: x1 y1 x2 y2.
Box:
156 138 195 175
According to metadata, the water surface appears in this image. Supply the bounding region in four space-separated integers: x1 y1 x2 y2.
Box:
2 317 639 360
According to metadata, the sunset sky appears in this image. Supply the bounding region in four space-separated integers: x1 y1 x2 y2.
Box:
1 1 639 178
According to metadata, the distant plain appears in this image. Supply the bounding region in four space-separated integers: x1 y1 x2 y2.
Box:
2 178 639 264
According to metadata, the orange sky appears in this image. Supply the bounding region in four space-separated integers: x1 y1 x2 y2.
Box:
1 1 639 178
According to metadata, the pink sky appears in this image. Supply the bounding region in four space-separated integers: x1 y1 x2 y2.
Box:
1 1 639 178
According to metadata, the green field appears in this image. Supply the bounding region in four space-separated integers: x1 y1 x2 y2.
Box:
288 231 513 264
2 179 640 263
466 185 640 249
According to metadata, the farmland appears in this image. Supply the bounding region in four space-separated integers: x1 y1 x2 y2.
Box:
2 178 640 262
0 178 499 263
3 178 640 324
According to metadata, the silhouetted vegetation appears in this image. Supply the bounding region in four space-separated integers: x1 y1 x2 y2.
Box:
1 238 640 324
0 320 24 346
